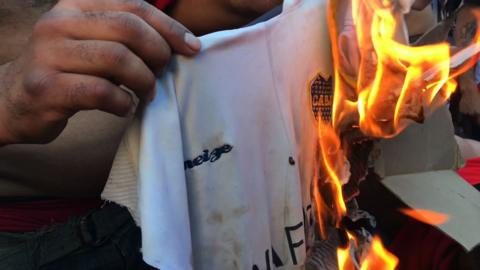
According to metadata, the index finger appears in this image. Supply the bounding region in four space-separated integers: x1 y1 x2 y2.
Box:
55 0 201 55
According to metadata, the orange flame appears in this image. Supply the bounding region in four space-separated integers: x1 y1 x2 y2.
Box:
337 233 357 270
360 237 399 270
400 208 450 225
352 0 453 137
317 0 480 269
338 247 355 270
337 234 398 270
329 0 480 138
314 122 348 238
319 123 347 215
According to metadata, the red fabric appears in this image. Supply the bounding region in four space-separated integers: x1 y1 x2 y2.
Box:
389 220 462 270
458 157 480 186
0 199 103 232
146 0 173 10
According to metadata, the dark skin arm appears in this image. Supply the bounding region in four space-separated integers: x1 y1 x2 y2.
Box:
0 0 201 146
0 0 281 146
0 0 282 197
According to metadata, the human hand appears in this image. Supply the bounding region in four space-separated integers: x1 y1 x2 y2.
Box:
0 0 200 145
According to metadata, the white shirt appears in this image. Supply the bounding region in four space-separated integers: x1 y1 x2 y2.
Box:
102 0 333 269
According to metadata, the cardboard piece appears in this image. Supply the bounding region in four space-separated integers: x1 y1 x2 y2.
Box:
374 106 463 177
374 106 480 251
382 170 480 251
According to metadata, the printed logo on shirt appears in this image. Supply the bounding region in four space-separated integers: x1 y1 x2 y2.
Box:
310 74 333 122
251 204 315 269
184 144 233 170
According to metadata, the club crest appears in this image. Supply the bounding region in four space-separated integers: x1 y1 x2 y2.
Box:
310 74 333 122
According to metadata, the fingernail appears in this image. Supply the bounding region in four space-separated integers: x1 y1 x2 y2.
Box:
184 32 201 51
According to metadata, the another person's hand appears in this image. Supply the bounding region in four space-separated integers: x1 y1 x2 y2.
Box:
0 0 201 145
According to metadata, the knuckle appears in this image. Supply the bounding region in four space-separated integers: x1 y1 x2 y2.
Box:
73 42 93 62
83 10 106 21
166 18 183 36
90 81 114 106
104 44 130 66
115 13 143 39
33 13 56 36
66 81 88 107
41 110 66 125
121 0 148 15
72 42 99 65
33 11 66 37
23 71 55 97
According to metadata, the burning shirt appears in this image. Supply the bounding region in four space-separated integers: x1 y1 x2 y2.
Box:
103 0 332 269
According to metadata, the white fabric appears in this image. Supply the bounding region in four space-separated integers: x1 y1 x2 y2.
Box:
101 118 141 221
103 0 333 269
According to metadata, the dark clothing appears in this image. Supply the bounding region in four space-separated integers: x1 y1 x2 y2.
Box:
0 198 103 232
0 203 154 270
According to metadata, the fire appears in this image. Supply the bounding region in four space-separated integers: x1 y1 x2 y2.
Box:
337 247 354 270
352 0 453 137
399 208 450 226
337 233 356 270
315 0 480 269
330 0 480 138
360 237 399 270
318 122 347 219
337 234 397 270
